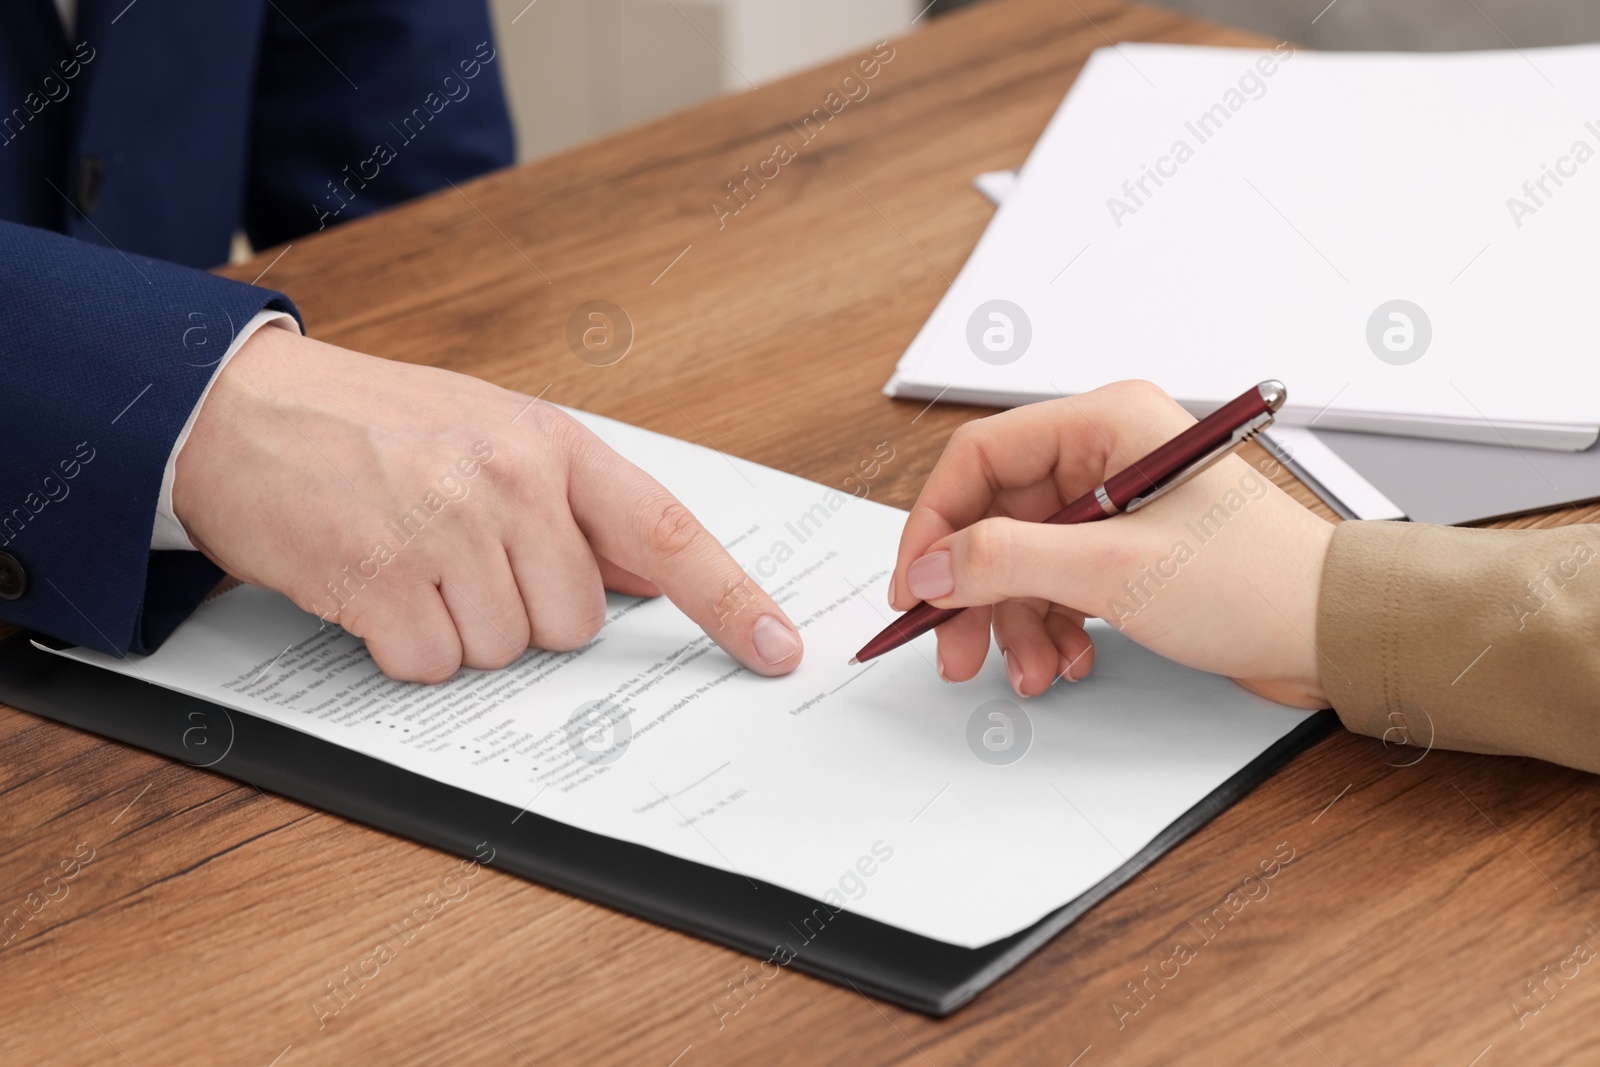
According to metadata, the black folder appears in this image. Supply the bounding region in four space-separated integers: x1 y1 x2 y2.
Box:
0 631 1336 1015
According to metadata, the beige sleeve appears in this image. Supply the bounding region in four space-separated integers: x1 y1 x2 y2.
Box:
1317 520 1600 773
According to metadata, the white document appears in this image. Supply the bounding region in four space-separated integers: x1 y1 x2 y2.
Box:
973 169 1020 205
975 171 1407 520
891 43 1600 450
1259 428 1406 521
44 409 1314 948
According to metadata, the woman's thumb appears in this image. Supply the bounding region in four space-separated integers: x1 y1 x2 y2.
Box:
905 516 1133 612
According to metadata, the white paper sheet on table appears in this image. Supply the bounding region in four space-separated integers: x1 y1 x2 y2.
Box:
971 172 1406 521
43 408 1314 948
898 42 1600 450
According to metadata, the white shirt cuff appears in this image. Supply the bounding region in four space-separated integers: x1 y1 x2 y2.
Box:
152 309 302 551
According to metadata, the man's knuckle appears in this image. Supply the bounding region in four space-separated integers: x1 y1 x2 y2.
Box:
542 406 602 469
561 605 607 649
639 494 702 560
534 595 605 652
477 642 526 670
527 400 581 443
411 650 462 685
491 611 533 655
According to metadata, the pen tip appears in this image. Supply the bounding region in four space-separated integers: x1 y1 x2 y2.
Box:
846 656 859 666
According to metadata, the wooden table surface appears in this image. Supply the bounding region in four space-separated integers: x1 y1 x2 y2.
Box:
6 0 1600 1063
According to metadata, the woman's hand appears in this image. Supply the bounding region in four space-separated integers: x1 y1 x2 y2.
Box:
889 380 1334 708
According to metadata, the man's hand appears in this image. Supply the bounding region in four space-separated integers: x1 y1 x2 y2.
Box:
888 380 1334 709
174 326 803 683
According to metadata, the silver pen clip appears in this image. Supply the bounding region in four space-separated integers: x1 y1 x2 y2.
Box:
1123 410 1277 514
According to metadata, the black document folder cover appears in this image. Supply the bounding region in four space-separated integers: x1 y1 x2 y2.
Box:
0 632 1336 1015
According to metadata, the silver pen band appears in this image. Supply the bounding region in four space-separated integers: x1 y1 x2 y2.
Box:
1094 485 1119 517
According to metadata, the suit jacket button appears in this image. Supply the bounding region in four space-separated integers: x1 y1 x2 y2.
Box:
75 155 106 216
0 551 26 600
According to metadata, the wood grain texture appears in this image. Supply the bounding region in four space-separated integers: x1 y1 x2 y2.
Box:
4 0 1600 1063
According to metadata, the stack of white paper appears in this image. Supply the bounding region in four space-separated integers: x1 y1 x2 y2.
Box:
893 43 1600 450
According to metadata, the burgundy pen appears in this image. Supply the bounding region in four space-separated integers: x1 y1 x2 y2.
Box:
849 380 1287 666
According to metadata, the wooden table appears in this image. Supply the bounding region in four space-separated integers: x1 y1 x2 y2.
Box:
6 0 1600 1062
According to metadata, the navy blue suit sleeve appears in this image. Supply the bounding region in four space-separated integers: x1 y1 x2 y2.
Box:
0 219 302 656
245 0 516 248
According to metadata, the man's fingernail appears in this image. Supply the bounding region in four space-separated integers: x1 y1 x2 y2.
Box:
1005 648 1025 696
752 615 800 666
907 550 954 600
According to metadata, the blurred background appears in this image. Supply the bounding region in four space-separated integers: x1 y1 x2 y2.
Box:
484 0 920 161
485 0 1600 163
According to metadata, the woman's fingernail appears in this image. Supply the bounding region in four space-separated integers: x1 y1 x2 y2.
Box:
937 649 952 682
907 550 954 600
752 615 800 666
1005 648 1025 696
1057 653 1078 683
